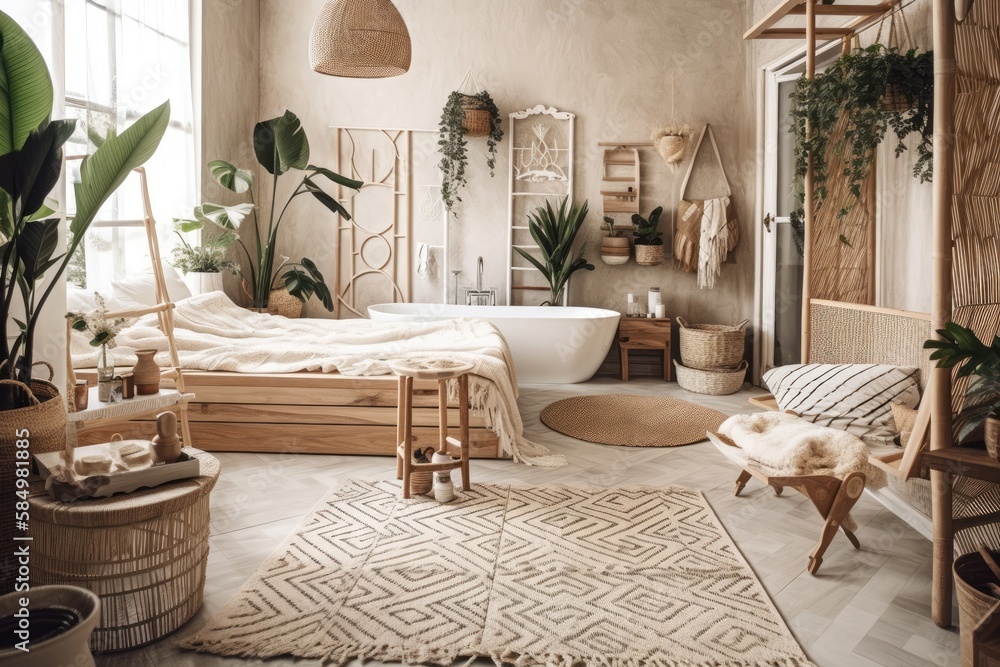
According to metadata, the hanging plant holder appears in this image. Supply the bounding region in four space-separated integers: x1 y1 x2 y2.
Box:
460 94 492 137
878 6 919 113
656 135 686 165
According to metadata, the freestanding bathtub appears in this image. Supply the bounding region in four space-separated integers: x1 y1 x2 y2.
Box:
367 303 621 384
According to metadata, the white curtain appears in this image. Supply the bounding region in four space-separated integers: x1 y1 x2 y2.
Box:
63 0 196 293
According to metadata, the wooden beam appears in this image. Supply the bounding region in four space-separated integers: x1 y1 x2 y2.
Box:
745 0 805 40
788 3 892 16
758 27 855 39
802 0 816 363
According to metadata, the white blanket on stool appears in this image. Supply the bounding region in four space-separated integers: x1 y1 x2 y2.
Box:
719 412 885 488
72 291 564 468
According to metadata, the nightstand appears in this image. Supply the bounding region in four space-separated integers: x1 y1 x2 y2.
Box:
619 317 672 382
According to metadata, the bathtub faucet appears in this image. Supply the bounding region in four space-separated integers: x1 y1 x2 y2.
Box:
466 256 496 306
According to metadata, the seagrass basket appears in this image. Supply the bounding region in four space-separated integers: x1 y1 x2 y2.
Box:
674 360 748 396
881 83 915 113
677 317 748 370
267 288 303 318
954 549 1000 666
460 94 491 137
635 244 664 266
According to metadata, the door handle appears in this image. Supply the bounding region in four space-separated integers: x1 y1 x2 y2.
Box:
763 213 774 233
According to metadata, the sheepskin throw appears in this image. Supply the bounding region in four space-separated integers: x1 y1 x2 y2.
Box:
181 480 816 667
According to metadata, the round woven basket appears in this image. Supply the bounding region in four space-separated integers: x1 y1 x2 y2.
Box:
635 244 664 266
674 360 748 396
657 135 686 164
881 83 915 113
677 317 748 370
954 549 1000 666
267 289 303 318
461 94 491 137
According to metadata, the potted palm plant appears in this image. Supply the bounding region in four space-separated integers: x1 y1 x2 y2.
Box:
170 220 238 296
514 197 594 305
600 216 630 265
925 322 1000 460
179 111 363 313
632 206 665 266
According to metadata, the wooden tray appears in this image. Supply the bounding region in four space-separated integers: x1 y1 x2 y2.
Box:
34 443 201 499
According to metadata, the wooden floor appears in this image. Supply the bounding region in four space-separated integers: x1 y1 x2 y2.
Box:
96 378 961 667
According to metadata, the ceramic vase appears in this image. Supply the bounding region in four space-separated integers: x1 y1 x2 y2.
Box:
600 236 631 265
182 271 223 296
0 586 100 667
131 349 160 395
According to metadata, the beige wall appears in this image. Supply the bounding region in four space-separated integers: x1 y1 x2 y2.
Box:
238 0 757 324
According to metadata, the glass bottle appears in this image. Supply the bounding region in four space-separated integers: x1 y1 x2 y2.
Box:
626 293 642 318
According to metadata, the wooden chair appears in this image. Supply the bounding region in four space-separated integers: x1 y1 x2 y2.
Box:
390 359 474 499
707 430 866 575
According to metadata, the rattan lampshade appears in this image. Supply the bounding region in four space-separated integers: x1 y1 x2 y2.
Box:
310 0 411 78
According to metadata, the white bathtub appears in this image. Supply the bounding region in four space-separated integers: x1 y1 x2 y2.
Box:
367 303 621 384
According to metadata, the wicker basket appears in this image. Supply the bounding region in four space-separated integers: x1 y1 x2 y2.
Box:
461 94 491 137
656 135 686 164
677 317 749 370
881 83 915 113
954 549 1000 667
635 244 664 266
674 360 748 396
267 288 303 318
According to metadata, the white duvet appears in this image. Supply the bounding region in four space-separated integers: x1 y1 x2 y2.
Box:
72 291 564 467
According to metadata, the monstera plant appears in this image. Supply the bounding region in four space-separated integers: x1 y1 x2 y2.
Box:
180 111 363 311
0 10 171 405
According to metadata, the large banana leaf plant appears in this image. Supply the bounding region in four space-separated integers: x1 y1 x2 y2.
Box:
0 10 170 408
925 322 1000 441
179 111 363 311
514 197 594 305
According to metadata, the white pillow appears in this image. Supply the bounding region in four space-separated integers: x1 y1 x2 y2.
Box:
763 363 920 444
66 286 125 314
111 264 191 309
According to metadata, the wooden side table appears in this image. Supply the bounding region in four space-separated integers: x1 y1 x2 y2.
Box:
619 317 672 382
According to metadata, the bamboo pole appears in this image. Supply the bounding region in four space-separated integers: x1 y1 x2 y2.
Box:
930 0 956 629
802 0 817 362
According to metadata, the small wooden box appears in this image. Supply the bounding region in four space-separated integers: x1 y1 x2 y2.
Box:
619 317 672 382
34 444 201 499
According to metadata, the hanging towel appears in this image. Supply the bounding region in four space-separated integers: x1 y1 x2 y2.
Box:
698 196 736 289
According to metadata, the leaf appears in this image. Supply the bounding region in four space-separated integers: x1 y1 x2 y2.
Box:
0 11 54 155
208 160 254 193
71 100 171 236
0 119 75 219
302 177 351 220
254 110 309 176
15 217 59 281
25 196 57 222
195 202 255 230
308 165 363 190
172 218 204 234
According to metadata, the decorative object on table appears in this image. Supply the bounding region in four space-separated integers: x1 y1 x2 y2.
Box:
675 360 749 396
265 287 304 318
309 0 411 78
677 317 748 371
109 376 124 403
151 411 183 464
131 349 161 395
120 372 135 399
117 441 153 469
925 321 1000 455
652 123 690 167
68 293 130 381
618 317 672 382
182 480 813 667
438 73 503 214
179 111 363 313
540 395 725 447
647 286 662 315
600 143 641 215
514 197 594 306
74 451 113 477
600 216 631 265
655 303 666 319
169 219 238 296
97 375 113 403
407 446 434 495
0 586 100 667
631 205 665 266
74 380 90 410
431 451 456 502
674 125 739 288
29 452 217 652
625 293 645 318
954 546 1000 666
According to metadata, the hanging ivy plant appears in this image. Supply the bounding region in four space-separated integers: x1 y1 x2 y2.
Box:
438 90 503 215
788 44 934 249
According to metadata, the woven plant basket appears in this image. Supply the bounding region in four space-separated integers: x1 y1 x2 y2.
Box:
674 360 748 396
881 83 915 113
657 135 686 164
677 317 749 370
635 244 664 266
267 289 303 318
461 94 491 137
954 549 1000 667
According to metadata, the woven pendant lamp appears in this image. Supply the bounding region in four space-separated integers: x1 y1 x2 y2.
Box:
309 0 411 78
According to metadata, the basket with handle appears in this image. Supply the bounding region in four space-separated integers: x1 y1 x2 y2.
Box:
674 359 748 396
954 546 1000 666
676 317 748 370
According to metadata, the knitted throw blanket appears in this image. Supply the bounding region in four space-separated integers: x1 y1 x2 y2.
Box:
72 292 564 467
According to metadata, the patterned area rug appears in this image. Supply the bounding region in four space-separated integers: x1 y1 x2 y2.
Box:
183 480 814 666
540 394 728 446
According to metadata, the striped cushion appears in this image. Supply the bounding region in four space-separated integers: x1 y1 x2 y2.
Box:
762 364 920 444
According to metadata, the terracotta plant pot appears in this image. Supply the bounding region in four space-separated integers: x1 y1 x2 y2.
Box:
635 244 664 266
600 236 631 266
985 416 1000 462
0 585 100 667
131 349 161 395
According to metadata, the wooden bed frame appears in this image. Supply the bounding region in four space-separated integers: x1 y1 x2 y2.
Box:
75 370 505 459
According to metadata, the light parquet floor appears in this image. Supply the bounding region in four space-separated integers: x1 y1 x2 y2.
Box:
95 378 961 667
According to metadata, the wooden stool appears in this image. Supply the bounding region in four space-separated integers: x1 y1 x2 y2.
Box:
390 359 475 499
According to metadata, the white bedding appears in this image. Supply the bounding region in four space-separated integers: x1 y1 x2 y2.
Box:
72 291 564 467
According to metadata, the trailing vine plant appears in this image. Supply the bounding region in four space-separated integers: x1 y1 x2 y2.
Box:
438 90 503 215
788 44 934 252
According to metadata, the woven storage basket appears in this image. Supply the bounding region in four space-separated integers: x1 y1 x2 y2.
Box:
954 549 1000 667
635 245 664 266
677 317 749 370
267 288 303 318
881 84 915 113
674 360 748 396
460 94 491 137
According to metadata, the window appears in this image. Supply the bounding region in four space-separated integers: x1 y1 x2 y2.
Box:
63 0 196 293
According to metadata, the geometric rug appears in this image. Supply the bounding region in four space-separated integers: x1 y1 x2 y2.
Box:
541 395 728 447
182 480 815 666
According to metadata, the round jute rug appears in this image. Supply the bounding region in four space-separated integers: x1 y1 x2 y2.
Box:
539 395 728 447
